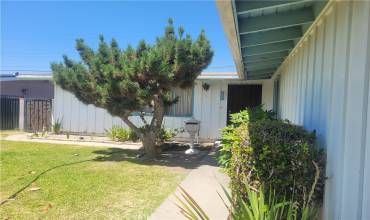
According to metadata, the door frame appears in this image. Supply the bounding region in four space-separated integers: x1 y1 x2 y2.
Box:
226 83 263 124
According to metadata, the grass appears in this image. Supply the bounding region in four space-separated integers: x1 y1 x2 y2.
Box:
0 141 185 219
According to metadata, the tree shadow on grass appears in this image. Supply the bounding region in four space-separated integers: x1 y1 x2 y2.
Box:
92 143 217 170
0 143 218 206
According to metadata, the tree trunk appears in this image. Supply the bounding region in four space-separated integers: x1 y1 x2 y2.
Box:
141 133 158 158
120 98 166 159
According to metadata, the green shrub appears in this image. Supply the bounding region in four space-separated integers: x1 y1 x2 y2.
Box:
237 120 325 204
106 126 118 140
106 126 135 142
228 105 275 126
52 119 62 134
219 106 325 209
157 127 178 143
218 126 239 168
219 106 274 168
128 128 140 142
106 125 179 143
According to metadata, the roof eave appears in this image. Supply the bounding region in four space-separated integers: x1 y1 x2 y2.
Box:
216 0 244 80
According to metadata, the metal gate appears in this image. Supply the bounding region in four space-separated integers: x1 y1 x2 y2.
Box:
0 96 19 130
24 99 52 132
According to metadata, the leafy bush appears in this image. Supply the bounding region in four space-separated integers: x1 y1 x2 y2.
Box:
106 125 127 141
231 120 324 206
228 105 275 127
219 106 274 168
52 119 62 134
128 128 140 142
106 125 180 143
157 127 179 144
218 126 239 168
219 106 325 209
105 126 116 140
106 126 140 142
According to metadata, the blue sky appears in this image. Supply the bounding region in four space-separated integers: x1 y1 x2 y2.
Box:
1 1 236 75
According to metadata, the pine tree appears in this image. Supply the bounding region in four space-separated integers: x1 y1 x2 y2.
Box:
51 19 213 158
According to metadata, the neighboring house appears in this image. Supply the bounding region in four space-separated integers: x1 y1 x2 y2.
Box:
0 73 54 131
217 0 370 220
0 73 54 99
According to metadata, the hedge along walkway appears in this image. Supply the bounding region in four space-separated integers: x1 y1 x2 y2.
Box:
4 133 142 150
149 149 230 220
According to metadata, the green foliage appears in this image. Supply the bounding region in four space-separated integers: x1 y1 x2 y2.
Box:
231 120 325 206
106 126 140 142
245 106 275 123
157 127 179 143
219 106 325 209
106 125 118 140
52 119 62 134
229 165 321 220
106 126 129 142
228 105 275 127
175 186 210 220
219 106 274 168
228 185 288 220
128 128 140 142
218 126 239 168
51 19 213 157
106 125 179 143
176 184 319 220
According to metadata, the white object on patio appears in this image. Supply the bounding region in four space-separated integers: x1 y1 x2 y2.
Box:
184 117 200 155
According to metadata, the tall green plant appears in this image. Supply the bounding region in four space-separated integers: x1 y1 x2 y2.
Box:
52 119 62 134
176 185 319 220
175 186 210 220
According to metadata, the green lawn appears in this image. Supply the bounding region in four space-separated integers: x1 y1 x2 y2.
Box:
0 141 184 219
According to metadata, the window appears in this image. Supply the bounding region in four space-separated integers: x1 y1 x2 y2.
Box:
134 87 193 117
165 87 193 117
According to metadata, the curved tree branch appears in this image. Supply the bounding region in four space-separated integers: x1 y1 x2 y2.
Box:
120 116 142 137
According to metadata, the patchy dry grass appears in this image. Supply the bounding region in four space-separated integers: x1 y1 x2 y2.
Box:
0 141 184 219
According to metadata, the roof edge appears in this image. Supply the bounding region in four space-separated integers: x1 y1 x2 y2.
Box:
216 0 244 79
0 73 52 81
272 0 335 80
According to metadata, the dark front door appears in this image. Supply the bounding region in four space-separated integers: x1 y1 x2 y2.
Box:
227 84 262 124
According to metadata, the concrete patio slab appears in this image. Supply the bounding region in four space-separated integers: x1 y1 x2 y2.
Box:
149 149 230 220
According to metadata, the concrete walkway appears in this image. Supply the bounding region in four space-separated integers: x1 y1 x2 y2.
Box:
3 134 142 150
149 149 230 220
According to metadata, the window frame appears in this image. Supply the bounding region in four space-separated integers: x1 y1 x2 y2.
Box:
130 87 194 118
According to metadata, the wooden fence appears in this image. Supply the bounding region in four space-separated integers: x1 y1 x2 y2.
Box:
24 99 52 132
0 96 19 130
